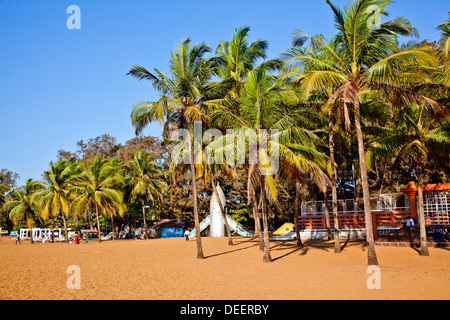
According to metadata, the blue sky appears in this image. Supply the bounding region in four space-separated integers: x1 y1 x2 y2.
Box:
0 0 448 185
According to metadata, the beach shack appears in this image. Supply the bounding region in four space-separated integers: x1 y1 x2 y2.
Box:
151 219 190 238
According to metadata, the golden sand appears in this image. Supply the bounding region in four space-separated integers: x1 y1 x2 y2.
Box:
0 236 449 300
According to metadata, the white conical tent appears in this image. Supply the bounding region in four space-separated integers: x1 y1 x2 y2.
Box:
189 183 253 238
210 183 226 237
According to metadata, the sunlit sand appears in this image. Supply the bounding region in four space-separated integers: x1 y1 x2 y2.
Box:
1 236 449 300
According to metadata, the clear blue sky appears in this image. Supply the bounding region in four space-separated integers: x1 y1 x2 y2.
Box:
0 0 448 186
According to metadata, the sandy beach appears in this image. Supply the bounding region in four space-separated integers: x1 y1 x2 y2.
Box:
0 236 449 300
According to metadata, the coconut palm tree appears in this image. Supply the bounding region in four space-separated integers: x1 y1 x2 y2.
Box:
130 150 167 239
214 26 280 98
213 27 283 244
283 0 441 265
437 12 450 59
210 64 329 262
3 179 42 243
32 158 81 243
72 157 125 242
367 104 450 256
128 38 231 259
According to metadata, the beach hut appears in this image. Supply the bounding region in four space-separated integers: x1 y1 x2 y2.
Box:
273 223 294 235
152 219 188 238
160 226 184 238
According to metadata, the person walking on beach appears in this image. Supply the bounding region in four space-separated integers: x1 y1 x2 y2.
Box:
184 229 190 241
15 233 21 245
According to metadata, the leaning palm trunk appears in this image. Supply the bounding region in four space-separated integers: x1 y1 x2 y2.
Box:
294 180 303 248
252 191 264 251
141 199 148 239
328 112 341 253
260 176 272 262
211 178 233 246
111 215 115 240
354 100 378 265
417 166 429 256
95 203 102 243
62 213 69 244
88 209 94 230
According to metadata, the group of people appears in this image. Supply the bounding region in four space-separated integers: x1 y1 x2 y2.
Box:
427 227 450 241
404 216 417 227
74 233 88 244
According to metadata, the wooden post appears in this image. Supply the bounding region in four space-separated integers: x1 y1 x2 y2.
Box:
400 181 418 222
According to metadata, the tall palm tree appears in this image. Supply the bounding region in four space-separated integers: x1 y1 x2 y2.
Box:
437 12 450 59
328 110 342 253
130 150 167 239
211 65 329 262
367 104 450 256
32 158 81 243
214 26 280 98
72 157 125 243
128 38 230 259
3 179 42 243
283 0 441 265
214 27 282 243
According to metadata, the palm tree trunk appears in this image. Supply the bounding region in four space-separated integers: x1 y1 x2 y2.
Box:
27 221 34 244
295 180 303 248
187 119 204 259
95 203 102 243
88 209 94 230
62 213 69 244
141 199 148 240
354 99 378 265
111 215 115 240
260 176 272 262
252 191 264 251
211 178 233 246
328 112 341 253
324 190 332 240
417 165 429 256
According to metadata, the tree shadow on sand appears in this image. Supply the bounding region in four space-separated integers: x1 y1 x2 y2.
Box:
270 238 367 262
203 236 369 261
204 238 260 259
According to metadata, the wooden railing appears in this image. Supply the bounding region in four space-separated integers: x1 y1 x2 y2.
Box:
425 212 450 225
297 210 411 230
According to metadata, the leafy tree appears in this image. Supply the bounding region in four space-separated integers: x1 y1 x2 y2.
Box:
211 64 329 262
72 157 125 242
283 0 441 265
368 104 450 256
33 158 81 243
129 150 167 239
128 38 230 259
3 179 42 243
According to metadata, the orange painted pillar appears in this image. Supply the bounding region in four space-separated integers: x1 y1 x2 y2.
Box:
400 181 418 221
